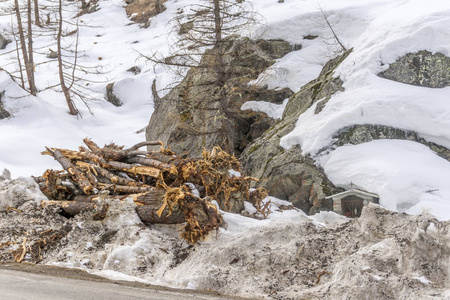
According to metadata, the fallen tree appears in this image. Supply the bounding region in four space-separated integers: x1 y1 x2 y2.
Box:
36 138 269 244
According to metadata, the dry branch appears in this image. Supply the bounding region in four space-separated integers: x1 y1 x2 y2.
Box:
38 139 268 243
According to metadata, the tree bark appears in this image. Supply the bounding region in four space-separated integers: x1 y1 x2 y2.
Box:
33 0 41 26
14 0 33 94
213 0 225 86
41 189 187 224
57 0 78 115
49 149 94 195
27 0 37 95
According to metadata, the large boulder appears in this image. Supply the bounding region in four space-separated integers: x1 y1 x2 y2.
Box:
241 50 352 214
146 38 294 157
378 50 450 88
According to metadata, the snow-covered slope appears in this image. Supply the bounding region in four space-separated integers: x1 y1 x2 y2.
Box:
263 1 450 219
1 0 450 220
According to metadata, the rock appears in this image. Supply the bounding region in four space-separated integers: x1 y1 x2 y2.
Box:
0 91 10 119
125 0 167 28
379 50 450 88
178 21 194 35
126 66 141 75
0 34 11 50
0 176 47 211
241 50 352 214
47 49 58 59
105 83 122 107
146 38 294 157
333 124 450 162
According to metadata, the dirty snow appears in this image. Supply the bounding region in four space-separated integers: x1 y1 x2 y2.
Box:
1 187 448 300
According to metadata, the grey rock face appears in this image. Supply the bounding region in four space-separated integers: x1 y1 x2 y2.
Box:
241 50 352 214
333 124 450 162
0 34 11 50
146 38 294 157
105 83 122 107
379 50 450 88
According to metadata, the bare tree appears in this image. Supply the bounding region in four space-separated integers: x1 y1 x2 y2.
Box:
14 0 37 95
33 0 41 26
148 0 261 87
318 5 347 55
27 0 37 95
57 0 78 115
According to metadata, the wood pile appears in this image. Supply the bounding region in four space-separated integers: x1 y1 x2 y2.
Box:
35 138 269 243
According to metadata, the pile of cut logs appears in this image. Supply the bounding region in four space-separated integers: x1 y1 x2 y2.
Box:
35 138 269 243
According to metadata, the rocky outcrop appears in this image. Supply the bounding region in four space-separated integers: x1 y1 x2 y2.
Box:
241 50 352 214
379 50 450 88
146 38 294 157
0 91 10 119
333 124 450 162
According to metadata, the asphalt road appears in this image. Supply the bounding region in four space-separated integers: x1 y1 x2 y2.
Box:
0 267 243 300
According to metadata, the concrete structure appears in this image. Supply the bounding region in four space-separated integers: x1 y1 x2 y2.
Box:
326 188 379 217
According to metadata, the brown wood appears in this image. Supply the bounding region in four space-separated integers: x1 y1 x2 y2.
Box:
49 149 94 195
127 156 173 170
97 183 154 194
57 0 77 114
41 200 96 215
44 147 160 178
41 188 187 224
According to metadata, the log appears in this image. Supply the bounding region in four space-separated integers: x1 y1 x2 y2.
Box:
47 148 94 195
97 183 154 194
84 138 163 161
127 156 174 170
44 147 161 178
124 141 164 151
40 187 222 228
76 162 145 187
41 200 96 215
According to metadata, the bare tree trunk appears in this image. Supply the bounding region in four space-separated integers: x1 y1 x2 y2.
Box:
213 0 225 87
27 0 37 95
14 0 34 94
57 0 78 115
11 19 25 88
33 0 41 26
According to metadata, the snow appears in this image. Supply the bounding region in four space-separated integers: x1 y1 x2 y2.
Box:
0 1 450 296
412 276 431 285
317 140 450 220
92 270 149 283
240 98 288 119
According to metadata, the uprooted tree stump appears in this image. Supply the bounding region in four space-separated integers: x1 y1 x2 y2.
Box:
36 139 269 244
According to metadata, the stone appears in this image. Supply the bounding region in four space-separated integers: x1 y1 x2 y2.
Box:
105 83 122 107
241 50 352 214
378 50 450 88
333 124 450 162
0 34 11 50
126 66 141 75
0 91 10 120
125 0 167 28
146 38 294 157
